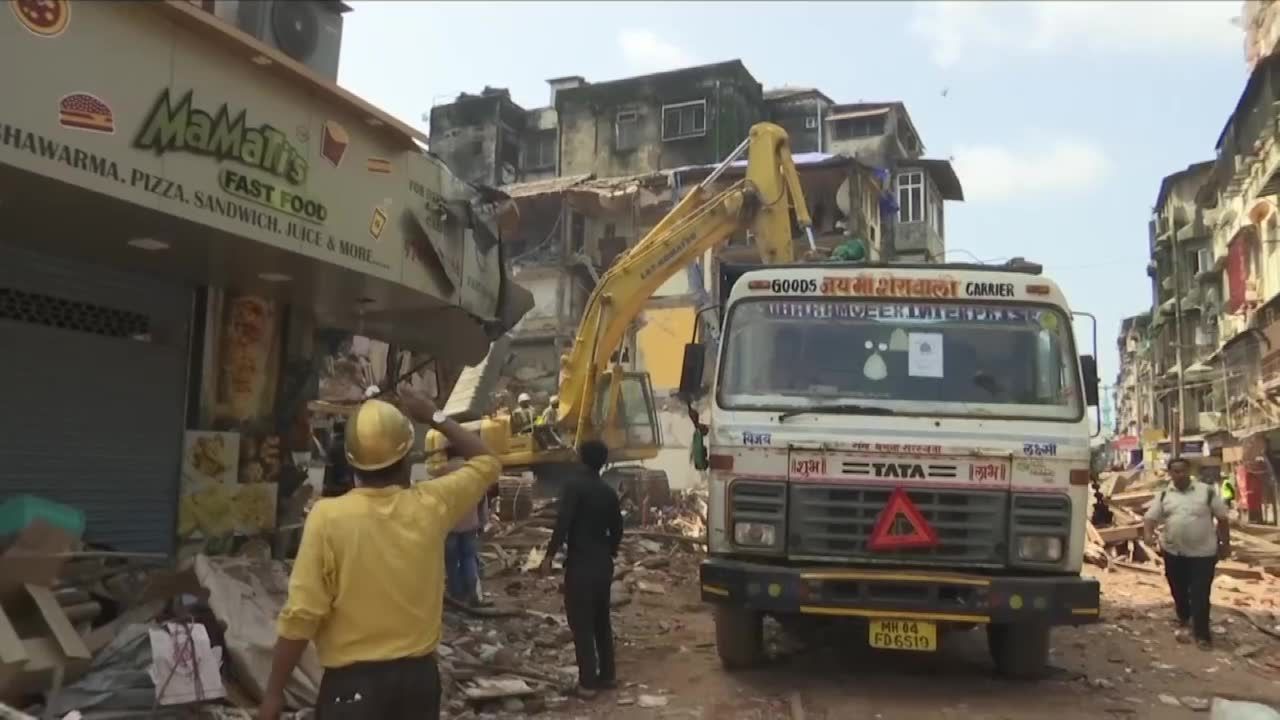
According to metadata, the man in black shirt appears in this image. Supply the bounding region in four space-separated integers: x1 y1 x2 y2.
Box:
540 440 622 695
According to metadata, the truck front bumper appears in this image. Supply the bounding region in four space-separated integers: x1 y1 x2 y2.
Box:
700 558 1100 627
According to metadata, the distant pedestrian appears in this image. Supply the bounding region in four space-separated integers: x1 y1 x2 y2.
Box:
539 440 622 696
1143 457 1232 650
438 454 487 605
320 422 354 498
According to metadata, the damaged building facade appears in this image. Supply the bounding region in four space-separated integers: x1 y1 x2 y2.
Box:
428 60 964 484
1116 50 1280 523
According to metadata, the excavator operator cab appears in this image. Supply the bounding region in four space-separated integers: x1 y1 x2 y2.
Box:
592 370 663 463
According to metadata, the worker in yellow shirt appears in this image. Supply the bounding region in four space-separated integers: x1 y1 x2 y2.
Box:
259 390 499 720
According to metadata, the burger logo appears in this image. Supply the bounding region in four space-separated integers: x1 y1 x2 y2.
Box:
11 0 69 37
58 92 115 135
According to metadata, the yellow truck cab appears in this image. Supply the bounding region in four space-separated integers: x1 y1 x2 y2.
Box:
680 259 1102 679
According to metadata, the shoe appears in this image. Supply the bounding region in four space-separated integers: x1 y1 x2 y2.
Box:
1197 639 1213 651
1172 618 1189 629
574 685 598 699
1175 629 1192 644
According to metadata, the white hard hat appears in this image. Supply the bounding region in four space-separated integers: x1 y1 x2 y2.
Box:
518 393 531 403
549 395 559 404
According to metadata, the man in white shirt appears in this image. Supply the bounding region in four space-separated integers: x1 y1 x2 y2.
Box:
1143 457 1232 650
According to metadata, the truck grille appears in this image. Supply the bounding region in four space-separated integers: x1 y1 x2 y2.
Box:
788 485 1007 566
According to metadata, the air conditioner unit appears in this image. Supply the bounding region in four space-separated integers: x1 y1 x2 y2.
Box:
212 0 347 81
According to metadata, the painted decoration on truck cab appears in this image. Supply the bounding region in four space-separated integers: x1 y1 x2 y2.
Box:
820 275 959 298
970 462 1008 482
1023 442 1058 457
791 456 826 478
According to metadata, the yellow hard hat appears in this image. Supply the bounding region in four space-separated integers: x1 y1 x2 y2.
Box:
345 398 415 471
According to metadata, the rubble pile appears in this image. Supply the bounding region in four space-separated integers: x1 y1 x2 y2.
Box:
1087 470 1280 582
0 486 709 719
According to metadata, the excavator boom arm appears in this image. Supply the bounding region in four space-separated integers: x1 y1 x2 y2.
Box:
558 122 809 434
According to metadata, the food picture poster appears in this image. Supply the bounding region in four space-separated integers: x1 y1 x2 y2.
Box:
211 293 282 427
178 430 278 554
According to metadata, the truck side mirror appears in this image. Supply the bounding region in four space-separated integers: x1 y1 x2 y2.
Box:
679 343 707 399
1080 354 1099 407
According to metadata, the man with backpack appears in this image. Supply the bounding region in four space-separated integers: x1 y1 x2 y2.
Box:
1143 457 1232 650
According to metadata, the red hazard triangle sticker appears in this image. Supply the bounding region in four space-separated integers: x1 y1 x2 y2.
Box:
868 487 939 551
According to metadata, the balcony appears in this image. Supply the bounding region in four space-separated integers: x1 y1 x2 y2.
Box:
1207 53 1280 205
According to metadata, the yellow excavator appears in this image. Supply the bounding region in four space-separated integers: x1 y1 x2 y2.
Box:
424 122 815 482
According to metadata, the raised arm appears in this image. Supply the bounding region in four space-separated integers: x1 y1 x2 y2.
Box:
398 389 491 460
398 389 501 527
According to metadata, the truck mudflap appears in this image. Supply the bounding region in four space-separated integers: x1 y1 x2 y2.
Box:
700 558 1100 627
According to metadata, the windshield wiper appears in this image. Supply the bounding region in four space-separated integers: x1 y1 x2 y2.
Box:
779 404 898 422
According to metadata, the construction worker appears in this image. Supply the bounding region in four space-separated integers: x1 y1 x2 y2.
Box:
260 391 499 720
1221 471 1238 508
511 392 536 434
540 395 560 426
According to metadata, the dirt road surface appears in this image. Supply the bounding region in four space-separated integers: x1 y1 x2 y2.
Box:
459 551 1280 720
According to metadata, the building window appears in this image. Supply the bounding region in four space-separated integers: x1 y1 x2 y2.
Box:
832 115 885 140
804 116 818 129
524 131 556 170
615 110 640 151
928 191 942 235
1193 248 1213 275
896 171 924 224
662 100 707 141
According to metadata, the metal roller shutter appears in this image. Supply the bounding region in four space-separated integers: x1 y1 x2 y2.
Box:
0 244 191 555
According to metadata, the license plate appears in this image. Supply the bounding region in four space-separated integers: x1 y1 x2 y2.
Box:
869 618 937 652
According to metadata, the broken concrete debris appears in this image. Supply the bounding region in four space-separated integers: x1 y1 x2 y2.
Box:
1089 470 1280 583
0 484 707 717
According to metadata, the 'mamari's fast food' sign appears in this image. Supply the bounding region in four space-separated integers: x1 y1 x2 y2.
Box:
134 89 309 186
133 88 328 224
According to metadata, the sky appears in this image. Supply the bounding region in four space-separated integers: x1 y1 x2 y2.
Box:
336 0 1247 387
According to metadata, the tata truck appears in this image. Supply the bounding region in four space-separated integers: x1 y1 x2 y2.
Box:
680 261 1102 679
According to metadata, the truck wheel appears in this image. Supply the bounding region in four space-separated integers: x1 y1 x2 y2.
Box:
714 605 764 669
987 623 1051 680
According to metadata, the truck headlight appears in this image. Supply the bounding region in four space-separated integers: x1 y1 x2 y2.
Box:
1016 535 1063 562
734 522 777 548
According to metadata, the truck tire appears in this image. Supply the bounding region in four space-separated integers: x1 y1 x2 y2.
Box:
987 623 1051 680
714 605 764 669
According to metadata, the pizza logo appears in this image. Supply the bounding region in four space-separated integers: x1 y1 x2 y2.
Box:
11 0 69 37
58 92 115 134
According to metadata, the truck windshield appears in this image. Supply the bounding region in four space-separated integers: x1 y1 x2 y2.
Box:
717 298 1083 422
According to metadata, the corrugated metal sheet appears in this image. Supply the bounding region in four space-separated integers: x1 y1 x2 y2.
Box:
0 244 191 555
